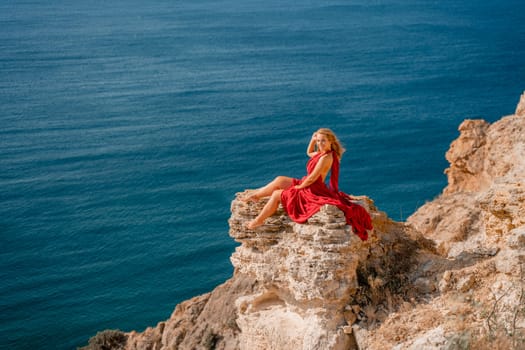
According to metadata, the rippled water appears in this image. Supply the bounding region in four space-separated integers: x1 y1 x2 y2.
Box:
1 0 524 348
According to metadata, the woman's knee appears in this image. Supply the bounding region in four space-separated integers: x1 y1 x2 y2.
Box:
273 175 286 183
273 176 291 189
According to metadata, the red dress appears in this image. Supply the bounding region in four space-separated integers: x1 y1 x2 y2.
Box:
280 150 373 241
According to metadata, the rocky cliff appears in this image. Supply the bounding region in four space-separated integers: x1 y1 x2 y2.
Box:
83 92 525 350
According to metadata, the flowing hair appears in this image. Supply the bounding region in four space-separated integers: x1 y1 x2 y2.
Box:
316 128 346 159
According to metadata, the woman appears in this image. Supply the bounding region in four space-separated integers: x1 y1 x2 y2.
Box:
243 128 373 241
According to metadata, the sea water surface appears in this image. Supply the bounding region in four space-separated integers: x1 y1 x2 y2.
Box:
1 0 524 348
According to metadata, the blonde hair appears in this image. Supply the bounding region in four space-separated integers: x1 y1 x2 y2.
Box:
316 128 346 159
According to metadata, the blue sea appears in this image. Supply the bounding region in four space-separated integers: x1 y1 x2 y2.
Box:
1 0 524 348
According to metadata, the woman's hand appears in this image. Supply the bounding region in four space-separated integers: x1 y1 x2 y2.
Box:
307 132 318 157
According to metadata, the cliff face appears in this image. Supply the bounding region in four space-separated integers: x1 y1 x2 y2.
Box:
83 92 525 350
360 95 525 350
118 196 420 350
408 96 525 257
229 201 367 350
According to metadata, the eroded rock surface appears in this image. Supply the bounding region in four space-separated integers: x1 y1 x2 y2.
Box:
83 92 525 350
90 192 429 350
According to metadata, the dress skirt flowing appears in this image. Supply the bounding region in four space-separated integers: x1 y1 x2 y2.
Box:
281 151 373 241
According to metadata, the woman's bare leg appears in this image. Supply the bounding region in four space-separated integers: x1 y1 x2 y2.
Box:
242 176 293 202
247 190 283 229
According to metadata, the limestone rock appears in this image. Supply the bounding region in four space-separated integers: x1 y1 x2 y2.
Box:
409 105 525 257
97 189 432 350
398 94 525 349
442 112 525 195
84 93 525 350
229 199 368 350
229 200 367 305
115 193 401 350
516 90 525 116
444 119 490 194
392 326 448 350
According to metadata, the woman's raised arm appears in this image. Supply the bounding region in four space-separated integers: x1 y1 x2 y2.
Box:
306 133 318 157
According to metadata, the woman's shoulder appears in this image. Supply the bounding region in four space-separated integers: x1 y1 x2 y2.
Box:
318 151 334 163
320 151 334 159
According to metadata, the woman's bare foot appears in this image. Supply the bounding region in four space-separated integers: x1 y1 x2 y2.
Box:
246 219 264 230
240 190 260 203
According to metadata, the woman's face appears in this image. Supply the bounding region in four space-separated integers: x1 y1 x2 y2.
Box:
316 133 332 152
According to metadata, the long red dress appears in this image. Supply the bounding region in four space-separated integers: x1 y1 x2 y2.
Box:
280 150 373 241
